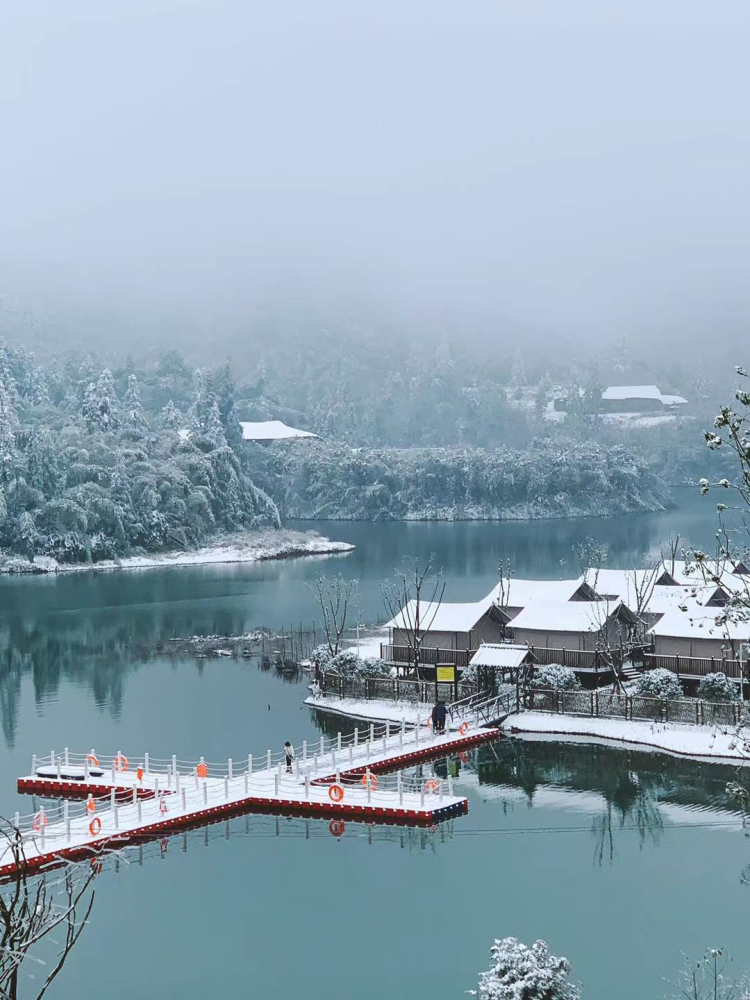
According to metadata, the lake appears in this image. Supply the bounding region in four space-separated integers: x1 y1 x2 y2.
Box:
1 489 748 999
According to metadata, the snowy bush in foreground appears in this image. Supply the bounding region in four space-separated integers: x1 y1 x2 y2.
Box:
699 672 740 702
328 649 362 675
470 937 581 1000
634 668 683 700
530 665 581 691
359 656 392 677
310 644 333 670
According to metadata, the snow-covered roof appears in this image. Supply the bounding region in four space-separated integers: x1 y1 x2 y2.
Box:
486 577 593 608
660 394 688 406
385 599 493 633
589 568 661 604
509 600 627 634
602 385 663 402
240 420 318 442
469 643 535 668
648 608 750 642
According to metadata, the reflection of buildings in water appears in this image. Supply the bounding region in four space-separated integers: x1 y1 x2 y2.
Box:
451 739 744 863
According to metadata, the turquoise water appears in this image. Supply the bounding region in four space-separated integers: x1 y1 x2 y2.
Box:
1 492 749 998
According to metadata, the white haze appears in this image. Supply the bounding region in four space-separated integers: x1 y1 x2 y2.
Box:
0 0 748 359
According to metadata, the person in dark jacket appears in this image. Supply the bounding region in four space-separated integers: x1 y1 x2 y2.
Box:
432 700 447 734
284 741 295 773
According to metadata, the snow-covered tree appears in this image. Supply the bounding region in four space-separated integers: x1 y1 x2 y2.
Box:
160 399 182 430
82 369 120 432
530 665 581 690
122 374 147 431
698 672 739 702
470 938 581 1000
215 358 243 450
633 668 683 700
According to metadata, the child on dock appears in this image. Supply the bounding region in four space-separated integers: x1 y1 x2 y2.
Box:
284 741 295 773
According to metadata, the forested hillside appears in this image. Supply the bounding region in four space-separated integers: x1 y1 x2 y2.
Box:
260 439 672 521
0 343 279 563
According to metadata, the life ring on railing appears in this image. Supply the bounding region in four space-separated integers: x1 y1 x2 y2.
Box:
328 783 345 803
159 797 168 815
459 751 469 764
424 778 440 793
425 716 432 728
360 772 378 790
196 762 208 779
459 722 469 736
86 798 96 814
136 766 144 782
33 811 48 832
86 754 99 767
114 753 129 772
329 819 346 838
89 817 102 837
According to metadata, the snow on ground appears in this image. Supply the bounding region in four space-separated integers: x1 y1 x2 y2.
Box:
342 631 390 660
505 712 750 765
0 530 354 575
305 695 460 728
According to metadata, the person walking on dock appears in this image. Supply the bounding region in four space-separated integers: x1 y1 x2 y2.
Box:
432 700 447 734
284 741 295 773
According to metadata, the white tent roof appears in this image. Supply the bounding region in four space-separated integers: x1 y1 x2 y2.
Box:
648 608 750 642
661 394 688 406
469 643 534 668
509 600 625 634
589 568 660 604
385 599 492 633
240 420 318 441
487 577 591 607
602 385 663 402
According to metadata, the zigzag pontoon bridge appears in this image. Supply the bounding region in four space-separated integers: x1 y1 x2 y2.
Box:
6 691 515 878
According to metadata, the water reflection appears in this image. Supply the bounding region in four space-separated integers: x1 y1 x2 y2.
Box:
457 737 744 863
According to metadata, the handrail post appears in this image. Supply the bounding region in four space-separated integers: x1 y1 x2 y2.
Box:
248 753 253 776
303 740 308 761
398 772 403 806
32 754 37 776
267 749 272 769
64 747 69 766
144 752 150 776
228 758 233 780
305 775 310 800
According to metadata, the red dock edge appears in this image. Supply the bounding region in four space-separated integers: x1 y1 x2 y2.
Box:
0 794 468 879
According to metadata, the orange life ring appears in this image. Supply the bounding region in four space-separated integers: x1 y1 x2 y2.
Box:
360 772 378 790
424 778 440 793
329 819 346 838
86 754 99 767
136 766 144 782
89 817 102 837
425 716 432 728
32 811 48 832
196 762 208 779
459 751 469 764
328 783 345 803
86 799 96 814
459 722 469 736
114 754 129 772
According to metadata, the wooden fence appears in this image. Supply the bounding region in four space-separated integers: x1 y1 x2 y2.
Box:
379 645 475 668
527 687 744 727
525 647 622 671
644 653 746 680
319 671 476 704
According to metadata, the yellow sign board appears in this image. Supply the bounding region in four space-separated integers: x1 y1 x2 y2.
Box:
436 666 455 683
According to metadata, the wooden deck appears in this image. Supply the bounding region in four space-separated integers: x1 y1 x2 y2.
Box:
644 653 746 681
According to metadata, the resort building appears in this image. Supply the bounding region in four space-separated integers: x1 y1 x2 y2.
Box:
239 420 318 444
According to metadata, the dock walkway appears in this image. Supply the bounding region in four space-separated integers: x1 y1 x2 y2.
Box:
8 718 501 877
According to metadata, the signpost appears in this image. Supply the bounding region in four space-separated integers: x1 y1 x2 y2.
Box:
436 663 457 702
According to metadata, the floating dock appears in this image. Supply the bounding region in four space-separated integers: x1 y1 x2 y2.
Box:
8 719 501 877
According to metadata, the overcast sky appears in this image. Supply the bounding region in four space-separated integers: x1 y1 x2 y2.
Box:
1 0 748 353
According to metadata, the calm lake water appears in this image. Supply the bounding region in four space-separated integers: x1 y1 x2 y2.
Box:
1 490 749 999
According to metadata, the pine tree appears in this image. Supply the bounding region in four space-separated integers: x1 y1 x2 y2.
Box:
189 369 214 435
160 399 182 429
123 374 147 431
82 369 120 432
0 377 20 487
215 359 243 450
205 400 227 447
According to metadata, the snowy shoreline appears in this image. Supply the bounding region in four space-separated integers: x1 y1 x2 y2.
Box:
504 712 750 765
0 530 355 575
304 695 750 766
